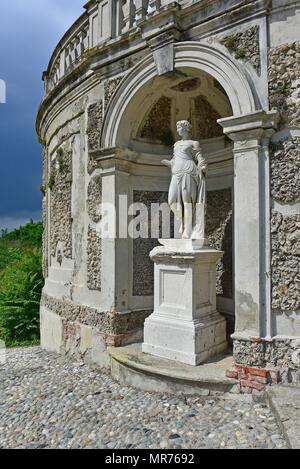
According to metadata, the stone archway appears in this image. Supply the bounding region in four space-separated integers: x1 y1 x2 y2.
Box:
101 42 258 149
101 41 279 344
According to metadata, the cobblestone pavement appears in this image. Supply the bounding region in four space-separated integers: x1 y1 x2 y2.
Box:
0 347 288 449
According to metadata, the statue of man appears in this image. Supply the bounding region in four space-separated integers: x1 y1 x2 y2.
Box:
162 120 208 239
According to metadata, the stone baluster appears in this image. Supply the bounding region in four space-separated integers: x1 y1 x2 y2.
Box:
121 0 136 33
149 0 161 13
53 62 60 84
83 25 90 50
59 49 66 79
135 0 149 22
65 44 72 70
78 29 88 56
161 0 175 6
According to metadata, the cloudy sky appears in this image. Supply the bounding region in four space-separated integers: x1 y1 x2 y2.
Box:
0 0 85 232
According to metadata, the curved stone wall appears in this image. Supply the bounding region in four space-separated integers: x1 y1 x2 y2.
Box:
37 0 299 381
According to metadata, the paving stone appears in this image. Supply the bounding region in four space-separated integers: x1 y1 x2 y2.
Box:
0 346 289 449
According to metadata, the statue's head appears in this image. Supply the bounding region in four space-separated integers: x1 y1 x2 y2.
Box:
176 120 192 136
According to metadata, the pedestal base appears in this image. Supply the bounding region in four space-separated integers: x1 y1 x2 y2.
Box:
143 312 227 366
142 241 227 366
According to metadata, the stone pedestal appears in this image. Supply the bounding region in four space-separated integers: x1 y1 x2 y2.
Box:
142 239 227 366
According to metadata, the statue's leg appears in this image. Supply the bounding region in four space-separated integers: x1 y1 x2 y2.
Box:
182 203 193 239
170 203 183 233
192 203 205 239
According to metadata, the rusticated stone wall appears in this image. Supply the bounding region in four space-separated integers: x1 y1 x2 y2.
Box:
87 102 103 174
104 77 123 111
233 337 300 384
269 41 300 319
49 149 73 259
220 25 260 73
41 292 150 335
192 95 223 140
87 175 102 223
271 211 300 312
206 189 233 299
87 102 103 152
87 77 124 174
139 96 172 143
268 41 300 128
270 137 300 204
132 190 172 297
87 225 102 291
86 175 103 291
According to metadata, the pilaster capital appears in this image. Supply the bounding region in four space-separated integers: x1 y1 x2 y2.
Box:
217 110 280 144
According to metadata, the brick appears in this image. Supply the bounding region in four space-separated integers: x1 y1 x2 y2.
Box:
250 337 263 342
238 371 249 380
234 364 245 372
246 366 269 378
240 380 265 391
250 374 268 385
226 370 238 379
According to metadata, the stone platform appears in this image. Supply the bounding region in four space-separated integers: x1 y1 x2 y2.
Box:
107 342 238 396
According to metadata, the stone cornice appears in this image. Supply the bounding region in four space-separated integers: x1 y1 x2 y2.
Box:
217 110 280 142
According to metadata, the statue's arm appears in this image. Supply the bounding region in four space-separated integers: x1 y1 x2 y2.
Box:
193 142 208 174
161 159 172 167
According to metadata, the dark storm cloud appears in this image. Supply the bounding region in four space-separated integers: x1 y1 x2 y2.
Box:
0 0 84 231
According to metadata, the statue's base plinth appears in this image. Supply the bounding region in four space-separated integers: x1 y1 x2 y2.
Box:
142 240 227 366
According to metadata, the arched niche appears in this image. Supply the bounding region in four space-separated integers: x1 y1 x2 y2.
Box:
101 42 258 150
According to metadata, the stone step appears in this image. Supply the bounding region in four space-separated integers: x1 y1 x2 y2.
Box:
107 342 238 396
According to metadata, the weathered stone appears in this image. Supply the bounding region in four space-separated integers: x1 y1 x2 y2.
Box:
50 149 73 259
87 225 102 291
271 211 300 311
192 95 224 140
132 190 173 297
41 292 151 335
233 338 300 383
220 26 260 73
206 189 233 299
268 41 300 127
270 137 300 204
139 96 172 143
87 175 102 223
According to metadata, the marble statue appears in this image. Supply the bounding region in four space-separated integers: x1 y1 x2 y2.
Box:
162 120 208 239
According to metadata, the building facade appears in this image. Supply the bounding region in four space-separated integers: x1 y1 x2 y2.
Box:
36 0 300 389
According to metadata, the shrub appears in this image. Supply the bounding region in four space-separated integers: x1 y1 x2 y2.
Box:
0 248 43 346
2 221 43 247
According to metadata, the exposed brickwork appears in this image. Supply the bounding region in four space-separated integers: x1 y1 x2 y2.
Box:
226 363 279 394
231 338 300 386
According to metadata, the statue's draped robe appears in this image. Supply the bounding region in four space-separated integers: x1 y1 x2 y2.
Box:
168 140 206 212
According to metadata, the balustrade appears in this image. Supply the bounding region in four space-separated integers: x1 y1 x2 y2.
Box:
45 0 181 94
